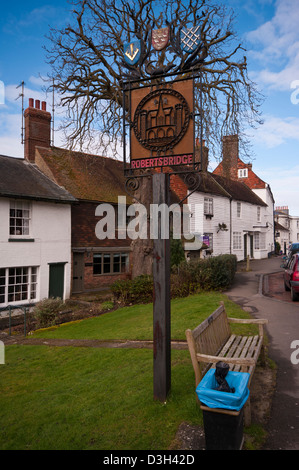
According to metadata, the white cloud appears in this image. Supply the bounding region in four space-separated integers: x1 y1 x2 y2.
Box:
249 114 299 148
0 113 24 157
256 165 299 215
3 83 51 108
247 0 299 90
28 75 49 87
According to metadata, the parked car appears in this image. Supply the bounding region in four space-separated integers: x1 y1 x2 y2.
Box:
281 243 299 268
289 243 299 256
283 253 299 301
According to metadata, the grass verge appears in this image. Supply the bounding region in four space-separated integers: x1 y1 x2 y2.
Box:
0 346 200 450
0 292 267 450
31 292 259 341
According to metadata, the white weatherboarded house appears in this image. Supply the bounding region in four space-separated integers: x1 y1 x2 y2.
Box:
0 154 76 309
185 171 270 261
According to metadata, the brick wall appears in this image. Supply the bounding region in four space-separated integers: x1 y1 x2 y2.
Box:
72 201 131 249
170 174 188 202
82 251 131 290
72 201 132 292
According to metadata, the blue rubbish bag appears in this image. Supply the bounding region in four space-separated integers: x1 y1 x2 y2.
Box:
196 368 250 411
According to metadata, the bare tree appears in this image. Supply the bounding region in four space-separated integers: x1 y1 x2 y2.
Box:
45 0 263 159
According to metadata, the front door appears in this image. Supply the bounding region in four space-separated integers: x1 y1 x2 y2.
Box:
250 235 254 258
49 263 65 299
72 253 84 293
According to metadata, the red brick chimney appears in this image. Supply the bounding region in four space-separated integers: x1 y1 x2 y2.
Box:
24 98 51 163
222 135 239 180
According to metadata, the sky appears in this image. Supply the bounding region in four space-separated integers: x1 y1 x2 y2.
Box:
0 0 299 214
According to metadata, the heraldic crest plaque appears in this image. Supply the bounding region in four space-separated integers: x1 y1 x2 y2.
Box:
130 79 194 170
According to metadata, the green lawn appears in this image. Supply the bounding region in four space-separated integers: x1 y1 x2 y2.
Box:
0 292 258 450
32 292 256 341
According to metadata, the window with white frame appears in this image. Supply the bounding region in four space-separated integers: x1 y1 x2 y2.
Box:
237 202 241 218
9 200 31 236
233 232 242 250
238 168 248 178
204 197 213 216
254 232 266 250
0 266 38 305
297 220 299 229
257 206 261 222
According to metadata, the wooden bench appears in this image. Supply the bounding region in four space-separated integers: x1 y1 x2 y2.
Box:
185 302 268 425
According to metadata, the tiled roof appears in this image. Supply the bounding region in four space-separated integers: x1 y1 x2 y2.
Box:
275 221 289 232
173 170 267 206
0 154 77 203
36 147 128 204
213 158 267 189
211 173 267 206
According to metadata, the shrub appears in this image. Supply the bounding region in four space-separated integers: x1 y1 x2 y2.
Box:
175 254 237 291
111 255 237 305
111 275 154 305
33 297 64 328
275 241 281 254
170 234 185 268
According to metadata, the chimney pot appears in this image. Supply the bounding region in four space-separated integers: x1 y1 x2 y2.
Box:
29 98 34 107
41 101 47 111
35 100 40 109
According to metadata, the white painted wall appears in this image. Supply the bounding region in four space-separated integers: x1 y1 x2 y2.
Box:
187 190 274 261
0 198 72 307
252 186 275 256
289 216 299 244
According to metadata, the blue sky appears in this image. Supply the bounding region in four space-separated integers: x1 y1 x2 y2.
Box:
0 0 299 214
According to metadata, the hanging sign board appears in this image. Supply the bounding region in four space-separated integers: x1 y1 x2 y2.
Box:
130 79 194 170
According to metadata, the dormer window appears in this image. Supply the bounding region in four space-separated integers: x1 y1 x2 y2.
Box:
238 168 248 178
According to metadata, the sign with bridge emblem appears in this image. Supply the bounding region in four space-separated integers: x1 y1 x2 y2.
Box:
130 79 194 169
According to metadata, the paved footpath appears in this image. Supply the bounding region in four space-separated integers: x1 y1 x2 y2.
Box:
225 257 299 450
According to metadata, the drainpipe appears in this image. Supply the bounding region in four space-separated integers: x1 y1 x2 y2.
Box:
230 197 232 254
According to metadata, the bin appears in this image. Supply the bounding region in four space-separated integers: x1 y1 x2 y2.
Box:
196 368 250 450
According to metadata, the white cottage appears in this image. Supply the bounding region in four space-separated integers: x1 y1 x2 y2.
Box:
212 135 275 259
274 206 299 253
185 171 270 261
0 154 76 309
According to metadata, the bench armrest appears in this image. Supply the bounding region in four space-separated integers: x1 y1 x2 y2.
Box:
228 317 268 336
228 317 268 324
196 352 256 366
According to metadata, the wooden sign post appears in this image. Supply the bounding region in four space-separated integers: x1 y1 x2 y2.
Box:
152 172 171 401
122 70 201 402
